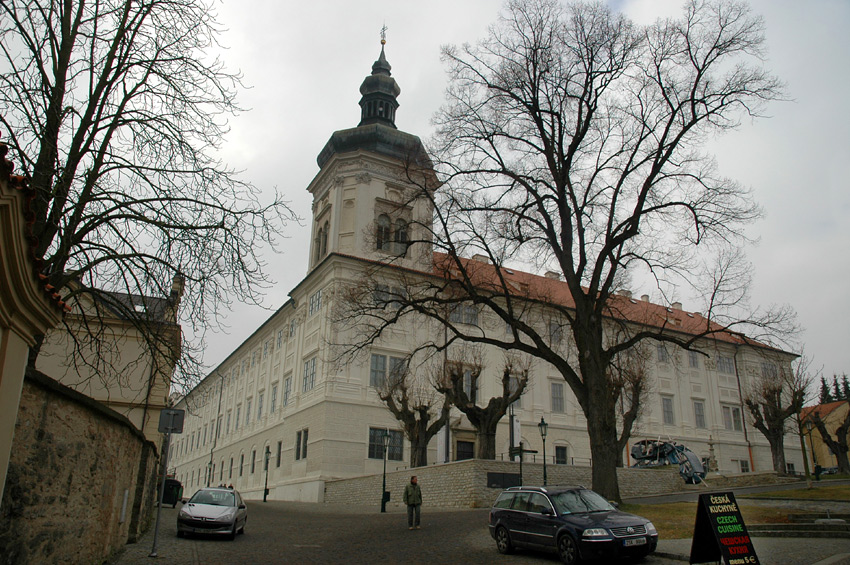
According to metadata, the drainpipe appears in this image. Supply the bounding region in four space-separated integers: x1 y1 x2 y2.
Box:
732 346 754 472
207 373 225 486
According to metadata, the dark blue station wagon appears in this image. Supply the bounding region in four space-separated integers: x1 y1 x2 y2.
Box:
488 486 658 564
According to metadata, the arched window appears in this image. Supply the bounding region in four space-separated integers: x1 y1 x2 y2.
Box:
314 226 323 263
376 214 391 250
320 221 329 256
394 219 408 255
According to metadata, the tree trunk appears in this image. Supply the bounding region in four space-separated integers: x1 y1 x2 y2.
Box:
476 427 497 460
586 380 622 502
767 433 787 474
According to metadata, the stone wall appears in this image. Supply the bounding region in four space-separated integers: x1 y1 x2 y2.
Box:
0 369 159 564
324 459 682 508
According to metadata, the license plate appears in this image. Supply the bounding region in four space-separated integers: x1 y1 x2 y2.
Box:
623 538 646 547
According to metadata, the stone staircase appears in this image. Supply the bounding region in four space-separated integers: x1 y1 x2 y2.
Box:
749 513 850 538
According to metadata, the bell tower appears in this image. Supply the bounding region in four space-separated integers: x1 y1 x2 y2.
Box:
305 36 435 273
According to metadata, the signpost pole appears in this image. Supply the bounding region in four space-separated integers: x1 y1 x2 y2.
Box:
149 408 185 558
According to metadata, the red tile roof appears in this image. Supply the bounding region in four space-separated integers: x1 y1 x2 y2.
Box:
801 401 849 421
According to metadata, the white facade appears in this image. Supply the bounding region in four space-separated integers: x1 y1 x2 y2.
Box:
170 49 802 502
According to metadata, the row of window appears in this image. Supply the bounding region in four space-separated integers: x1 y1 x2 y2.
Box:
660 397 743 431
657 346 779 379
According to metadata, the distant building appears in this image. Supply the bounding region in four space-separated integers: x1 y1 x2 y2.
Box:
801 400 850 471
37 278 183 443
170 45 801 501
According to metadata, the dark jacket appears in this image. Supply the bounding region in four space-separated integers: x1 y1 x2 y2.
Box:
403 482 422 506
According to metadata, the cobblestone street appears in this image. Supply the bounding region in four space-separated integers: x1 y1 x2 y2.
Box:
110 501 683 565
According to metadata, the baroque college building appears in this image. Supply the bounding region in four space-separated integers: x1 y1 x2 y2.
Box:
170 45 802 502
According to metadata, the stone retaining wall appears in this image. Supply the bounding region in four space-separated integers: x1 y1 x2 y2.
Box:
0 369 159 564
324 459 682 508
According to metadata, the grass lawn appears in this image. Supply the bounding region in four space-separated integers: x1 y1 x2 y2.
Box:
620 501 791 540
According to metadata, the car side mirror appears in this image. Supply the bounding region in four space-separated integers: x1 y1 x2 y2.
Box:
542 507 553 515
609 501 619 509
239 504 246 509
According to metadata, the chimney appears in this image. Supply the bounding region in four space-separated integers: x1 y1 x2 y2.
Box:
471 254 490 264
672 301 682 310
169 273 185 321
640 294 649 302
544 271 561 280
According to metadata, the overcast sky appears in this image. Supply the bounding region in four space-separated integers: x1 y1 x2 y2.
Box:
199 0 849 386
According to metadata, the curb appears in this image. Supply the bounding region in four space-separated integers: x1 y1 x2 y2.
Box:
653 550 689 562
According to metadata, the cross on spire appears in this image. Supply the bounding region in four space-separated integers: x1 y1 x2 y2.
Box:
380 24 388 45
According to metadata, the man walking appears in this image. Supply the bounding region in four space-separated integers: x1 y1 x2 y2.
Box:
403 475 422 530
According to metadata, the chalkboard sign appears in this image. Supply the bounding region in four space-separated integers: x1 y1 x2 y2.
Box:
689 492 759 565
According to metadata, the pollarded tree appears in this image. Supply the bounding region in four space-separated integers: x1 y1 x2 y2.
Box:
0 0 295 388
744 354 812 473
435 351 529 460
376 360 451 467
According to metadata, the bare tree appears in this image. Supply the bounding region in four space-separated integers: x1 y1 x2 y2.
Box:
745 354 813 474
808 404 850 475
611 344 652 467
0 0 295 388
377 362 451 467
435 351 529 460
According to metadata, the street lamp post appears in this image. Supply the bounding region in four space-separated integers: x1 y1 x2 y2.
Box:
380 431 390 513
263 446 271 502
538 417 548 486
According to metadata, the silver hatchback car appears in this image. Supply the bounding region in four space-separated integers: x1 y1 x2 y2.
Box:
177 487 247 540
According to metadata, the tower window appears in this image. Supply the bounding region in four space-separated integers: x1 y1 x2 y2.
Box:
376 214 392 250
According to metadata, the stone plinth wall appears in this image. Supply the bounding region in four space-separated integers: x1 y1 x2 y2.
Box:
0 369 159 564
324 459 682 508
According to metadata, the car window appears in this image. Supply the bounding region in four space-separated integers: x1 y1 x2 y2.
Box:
190 490 235 506
510 492 531 511
493 493 514 509
550 489 615 514
527 493 552 514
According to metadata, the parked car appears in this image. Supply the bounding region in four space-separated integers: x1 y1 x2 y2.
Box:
177 487 247 540
489 485 658 564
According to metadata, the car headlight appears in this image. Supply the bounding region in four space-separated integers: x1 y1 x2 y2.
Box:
582 528 610 538
645 521 657 535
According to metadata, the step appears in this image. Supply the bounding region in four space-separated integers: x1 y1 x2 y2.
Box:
748 523 850 533
749 529 850 539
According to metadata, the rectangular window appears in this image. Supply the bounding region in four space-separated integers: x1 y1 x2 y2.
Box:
689 351 700 369
202 425 207 445
226 411 231 434
657 344 670 363
785 462 795 474
216 416 222 439
761 362 778 379
277 329 283 349
263 341 269 359
509 375 522 409
246 398 252 425
276 441 282 468
370 354 387 387
551 382 565 413
251 449 256 474
239 454 244 477
252 351 258 367
295 429 309 461
283 377 292 406
271 384 278 413
303 358 316 392
463 368 477 403
693 400 706 429
368 428 404 461
309 289 322 316
289 319 296 338
257 392 264 419
662 396 674 425
449 304 479 325
548 321 562 345
389 356 407 384
555 445 568 465
739 459 750 473
717 355 735 374
235 405 241 431
722 405 743 431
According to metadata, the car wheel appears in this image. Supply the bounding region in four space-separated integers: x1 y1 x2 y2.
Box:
229 523 237 541
495 526 513 555
557 533 578 564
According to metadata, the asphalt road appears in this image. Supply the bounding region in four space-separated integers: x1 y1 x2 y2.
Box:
111 502 684 565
